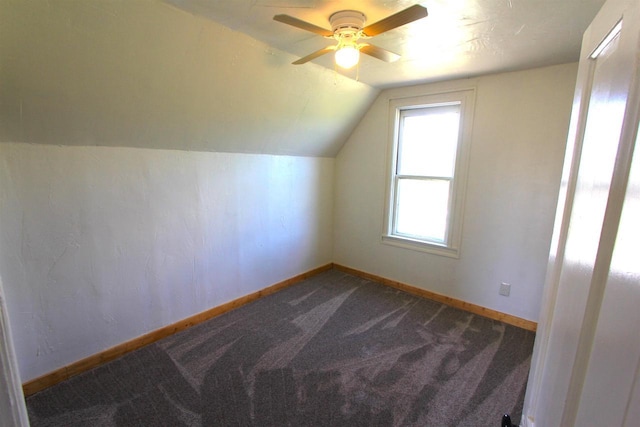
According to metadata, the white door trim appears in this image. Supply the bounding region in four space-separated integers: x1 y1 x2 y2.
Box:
0 276 30 426
522 0 640 425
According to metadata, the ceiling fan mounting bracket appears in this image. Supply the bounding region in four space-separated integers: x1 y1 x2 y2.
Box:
329 10 366 35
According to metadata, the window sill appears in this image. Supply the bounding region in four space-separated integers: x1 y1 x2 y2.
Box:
381 234 460 259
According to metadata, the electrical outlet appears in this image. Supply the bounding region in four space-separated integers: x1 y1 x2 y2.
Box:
499 282 511 297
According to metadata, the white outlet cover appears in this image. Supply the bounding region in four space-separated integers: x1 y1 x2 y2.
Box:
499 282 511 296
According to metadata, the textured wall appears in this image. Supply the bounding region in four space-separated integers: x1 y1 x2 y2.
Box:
0 143 334 381
333 63 578 322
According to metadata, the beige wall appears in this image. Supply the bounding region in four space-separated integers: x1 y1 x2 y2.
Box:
0 143 334 381
334 63 578 322
0 0 582 385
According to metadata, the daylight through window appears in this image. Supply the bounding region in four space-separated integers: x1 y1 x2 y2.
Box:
384 89 474 257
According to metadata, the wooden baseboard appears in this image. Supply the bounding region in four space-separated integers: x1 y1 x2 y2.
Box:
22 262 536 396
333 264 537 332
22 263 333 396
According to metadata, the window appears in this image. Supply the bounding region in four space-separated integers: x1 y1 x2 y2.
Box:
383 89 475 257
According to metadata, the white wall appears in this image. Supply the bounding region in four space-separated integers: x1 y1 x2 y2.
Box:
0 142 334 382
334 63 578 321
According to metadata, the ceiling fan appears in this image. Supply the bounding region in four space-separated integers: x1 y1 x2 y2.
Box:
273 4 428 69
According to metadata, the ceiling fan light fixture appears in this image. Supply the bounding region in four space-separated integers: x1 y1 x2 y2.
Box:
274 5 428 68
335 44 360 69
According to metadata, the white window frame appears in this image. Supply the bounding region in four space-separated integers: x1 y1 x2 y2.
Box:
383 88 475 258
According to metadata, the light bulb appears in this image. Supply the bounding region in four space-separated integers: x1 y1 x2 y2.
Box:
335 45 360 69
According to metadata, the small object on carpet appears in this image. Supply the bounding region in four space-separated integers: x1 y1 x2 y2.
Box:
502 413 518 427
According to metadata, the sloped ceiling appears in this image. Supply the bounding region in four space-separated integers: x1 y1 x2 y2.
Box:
0 0 605 156
0 0 378 157
165 0 606 88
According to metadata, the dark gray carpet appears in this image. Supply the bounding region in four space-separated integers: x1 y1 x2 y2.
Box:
26 269 535 426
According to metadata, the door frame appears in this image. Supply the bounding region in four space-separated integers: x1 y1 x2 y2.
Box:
522 0 640 425
0 275 30 426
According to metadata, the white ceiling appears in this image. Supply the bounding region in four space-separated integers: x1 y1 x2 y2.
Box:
0 0 379 156
165 0 606 88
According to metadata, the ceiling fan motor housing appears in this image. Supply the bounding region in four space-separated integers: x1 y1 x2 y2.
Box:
329 10 366 34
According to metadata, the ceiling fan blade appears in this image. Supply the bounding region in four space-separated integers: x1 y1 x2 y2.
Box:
273 14 333 37
292 46 336 65
362 4 428 37
360 44 400 63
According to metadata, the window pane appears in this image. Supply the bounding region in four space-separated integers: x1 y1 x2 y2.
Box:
395 178 450 242
398 105 460 177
